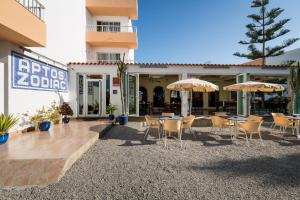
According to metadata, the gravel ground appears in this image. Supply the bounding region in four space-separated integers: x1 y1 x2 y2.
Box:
1 122 300 200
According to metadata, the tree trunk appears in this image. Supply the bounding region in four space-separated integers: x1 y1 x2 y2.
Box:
262 4 266 67
120 74 125 115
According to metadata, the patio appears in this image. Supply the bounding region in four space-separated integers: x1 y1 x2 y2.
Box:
1 122 300 199
0 120 111 187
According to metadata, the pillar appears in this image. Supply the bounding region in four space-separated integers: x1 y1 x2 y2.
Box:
102 74 107 116
180 73 188 116
0 62 4 114
236 73 250 116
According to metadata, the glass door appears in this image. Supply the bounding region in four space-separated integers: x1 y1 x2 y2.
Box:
86 79 102 117
127 74 139 116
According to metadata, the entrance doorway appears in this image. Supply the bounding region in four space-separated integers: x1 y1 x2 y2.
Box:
153 86 165 107
86 79 102 116
77 74 103 118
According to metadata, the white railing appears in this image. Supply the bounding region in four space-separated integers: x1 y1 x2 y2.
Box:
15 0 45 21
86 25 137 33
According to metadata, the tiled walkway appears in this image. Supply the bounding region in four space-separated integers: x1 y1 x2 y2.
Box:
0 120 111 187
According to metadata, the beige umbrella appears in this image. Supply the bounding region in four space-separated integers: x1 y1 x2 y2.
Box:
223 81 285 115
167 78 219 115
167 78 219 92
223 81 285 93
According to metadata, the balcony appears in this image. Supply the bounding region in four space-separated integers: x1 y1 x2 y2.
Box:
0 0 46 47
86 0 138 20
86 25 138 49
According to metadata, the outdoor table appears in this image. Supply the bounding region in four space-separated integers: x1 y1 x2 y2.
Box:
228 116 249 139
286 116 300 138
159 116 182 121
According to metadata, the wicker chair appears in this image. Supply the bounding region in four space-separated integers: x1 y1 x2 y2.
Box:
163 119 182 148
144 115 160 140
181 115 195 135
248 115 263 122
275 115 298 136
214 112 228 117
238 120 264 146
211 116 234 138
162 112 175 117
271 113 285 129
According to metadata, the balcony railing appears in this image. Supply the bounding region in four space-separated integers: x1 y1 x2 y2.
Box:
15 0 45 21
86 25 137 33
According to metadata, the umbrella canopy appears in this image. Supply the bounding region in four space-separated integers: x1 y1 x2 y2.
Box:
223 81 285 93
167 78 219 92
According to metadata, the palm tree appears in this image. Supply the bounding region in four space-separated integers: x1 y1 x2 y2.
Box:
117 54 127 115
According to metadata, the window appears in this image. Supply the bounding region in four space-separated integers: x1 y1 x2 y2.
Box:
106 75 110 111
97 53 121 62
97 21 121 32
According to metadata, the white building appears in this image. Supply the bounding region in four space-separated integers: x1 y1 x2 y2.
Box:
0 0 299 121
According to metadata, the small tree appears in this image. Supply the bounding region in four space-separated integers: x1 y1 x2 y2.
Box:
117 54 127 115
289 62 300 114
234 0 299 65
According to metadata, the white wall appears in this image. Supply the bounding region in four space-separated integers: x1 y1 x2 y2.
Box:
0 40 68 114
0 61 4 114
30 0 87 64
87 47 131 61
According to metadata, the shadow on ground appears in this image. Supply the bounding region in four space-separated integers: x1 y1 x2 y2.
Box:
102 125 157 146
188 153 300 186
101 122 300 148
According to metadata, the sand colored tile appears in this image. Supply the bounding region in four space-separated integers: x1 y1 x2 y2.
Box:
0 120 111 187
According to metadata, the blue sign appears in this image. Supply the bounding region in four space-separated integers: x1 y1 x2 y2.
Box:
11 52 68 92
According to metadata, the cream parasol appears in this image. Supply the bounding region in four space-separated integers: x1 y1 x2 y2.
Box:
167 78 219 92
223 81 285 115
223 81 285 93
167 78 219 115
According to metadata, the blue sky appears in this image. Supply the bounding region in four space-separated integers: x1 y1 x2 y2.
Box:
133 0 300 64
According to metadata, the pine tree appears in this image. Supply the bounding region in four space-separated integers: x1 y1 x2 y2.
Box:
234 0 299 65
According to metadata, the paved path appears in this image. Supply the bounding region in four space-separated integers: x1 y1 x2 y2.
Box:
1 122 300 199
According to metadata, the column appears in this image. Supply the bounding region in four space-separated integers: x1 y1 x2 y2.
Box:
102 74 107 117
180 73 188 116
236 73 250 116
0 62 4 114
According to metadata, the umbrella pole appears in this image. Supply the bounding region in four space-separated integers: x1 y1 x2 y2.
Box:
189 91 192 115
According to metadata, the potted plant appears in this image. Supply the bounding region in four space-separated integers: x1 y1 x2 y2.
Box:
60 102 74 124
117 54 129 125
31 107 52 132
49 101 61 125
0 114 18 144
107 104 117 121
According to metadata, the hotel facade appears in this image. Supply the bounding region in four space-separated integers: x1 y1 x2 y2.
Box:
0 0 299 123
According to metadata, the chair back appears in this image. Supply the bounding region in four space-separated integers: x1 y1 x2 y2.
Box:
163 120 182 132
271 113 285 117
240 120 263 133
183 115 195 126
211 116 228 128
145 115 151 126
214 112 228 117
276 116 291 128
162 112 175 117
248 115 263 122
272 113 285 126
